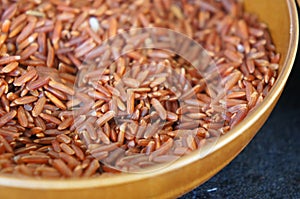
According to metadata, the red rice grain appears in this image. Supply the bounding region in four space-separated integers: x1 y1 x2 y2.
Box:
52 159 72 177
0 0 280 178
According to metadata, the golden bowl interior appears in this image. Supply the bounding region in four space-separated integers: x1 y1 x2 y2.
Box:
0 0 298 198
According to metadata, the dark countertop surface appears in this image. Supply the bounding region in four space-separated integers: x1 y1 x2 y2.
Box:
180 42 300 199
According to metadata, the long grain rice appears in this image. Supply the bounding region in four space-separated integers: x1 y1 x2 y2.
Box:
0 0 280 177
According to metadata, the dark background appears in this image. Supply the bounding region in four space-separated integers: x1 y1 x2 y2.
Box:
180 38 300 199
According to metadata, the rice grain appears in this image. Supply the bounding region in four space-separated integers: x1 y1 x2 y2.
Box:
0 0 280 177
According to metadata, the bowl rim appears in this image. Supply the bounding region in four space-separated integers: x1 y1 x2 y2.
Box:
0 0 298 190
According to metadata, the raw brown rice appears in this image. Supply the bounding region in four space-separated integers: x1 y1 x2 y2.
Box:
0 0 280 178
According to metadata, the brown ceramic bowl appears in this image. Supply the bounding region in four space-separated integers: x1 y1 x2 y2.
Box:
0 0 298 198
